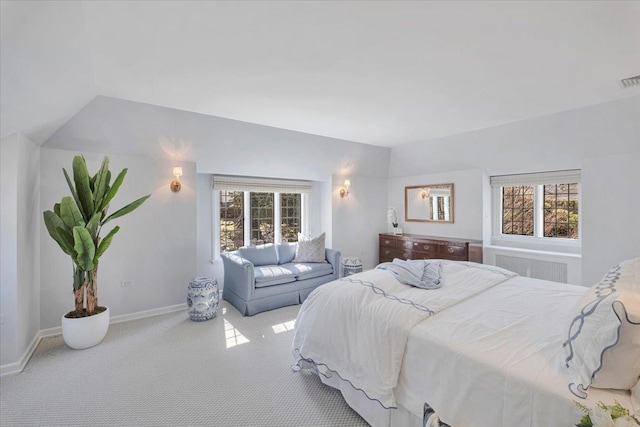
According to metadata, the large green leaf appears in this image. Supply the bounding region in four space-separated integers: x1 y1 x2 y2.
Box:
63 168 86 221
60 196 85 229
98 168 127 211
73 226 95 271
72 156 94 221
92 157 110 211
95 226 119 259
43 211 74 256
85 212 101 239
102 195 150 226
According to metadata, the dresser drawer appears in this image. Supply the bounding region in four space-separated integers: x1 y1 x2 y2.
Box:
409 250 438 261
410 240 437 254
379 236 399 248
437 244 467 259
379 247 411 263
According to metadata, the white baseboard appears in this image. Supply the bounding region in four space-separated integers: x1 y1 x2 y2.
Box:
0 303 188 377
0 331 43 377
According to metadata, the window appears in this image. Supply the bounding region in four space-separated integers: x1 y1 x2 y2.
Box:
491 170 580 250
220 191 244 252
213 176 311 254
280 193 301 243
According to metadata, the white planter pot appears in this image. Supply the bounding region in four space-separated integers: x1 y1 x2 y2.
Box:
61 307 110 350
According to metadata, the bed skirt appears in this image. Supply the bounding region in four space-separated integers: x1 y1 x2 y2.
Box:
313 366 422 427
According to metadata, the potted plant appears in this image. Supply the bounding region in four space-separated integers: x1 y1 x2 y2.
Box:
43 155 150 349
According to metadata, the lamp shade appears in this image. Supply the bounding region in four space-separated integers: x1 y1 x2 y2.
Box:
173 167 183 178
344 179 351 187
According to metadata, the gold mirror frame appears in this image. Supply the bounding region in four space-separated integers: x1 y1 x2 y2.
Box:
404 183 454 223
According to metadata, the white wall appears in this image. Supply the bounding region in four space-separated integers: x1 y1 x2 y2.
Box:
332 175 389 270
1 134 19 365
389 96 640 283
45 97 391 289
1 133 40 367
582 151 640 285
44 96 391 181
389 96 639 178
0 1 96 144
39 148 196 329
387 169 485 241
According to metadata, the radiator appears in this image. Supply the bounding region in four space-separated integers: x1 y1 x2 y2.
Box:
495 254 569 283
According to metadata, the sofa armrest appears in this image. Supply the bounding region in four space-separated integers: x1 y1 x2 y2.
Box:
221 252 255 300
325 248 341 279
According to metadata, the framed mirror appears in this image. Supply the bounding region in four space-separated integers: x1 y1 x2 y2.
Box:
405 183 454 223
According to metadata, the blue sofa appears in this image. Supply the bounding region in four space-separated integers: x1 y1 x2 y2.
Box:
221 242 341 316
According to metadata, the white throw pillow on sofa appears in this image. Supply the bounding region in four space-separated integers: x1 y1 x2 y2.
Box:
293 232 327 263
563 257 640 398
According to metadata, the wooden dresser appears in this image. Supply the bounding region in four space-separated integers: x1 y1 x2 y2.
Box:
379 233 483 264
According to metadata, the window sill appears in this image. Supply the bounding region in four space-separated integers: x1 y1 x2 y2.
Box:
491 236 581 255
484 244 582 259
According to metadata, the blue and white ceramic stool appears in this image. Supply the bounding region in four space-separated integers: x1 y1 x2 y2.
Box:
187 277 219 321
341 256 363 277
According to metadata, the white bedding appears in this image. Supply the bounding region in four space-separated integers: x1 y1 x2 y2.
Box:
292 263 633 427
292 262 515 408
396 276 632 426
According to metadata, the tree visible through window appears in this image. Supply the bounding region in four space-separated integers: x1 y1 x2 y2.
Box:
502 186 534 236
498 182 579 240
220 191 244 251
280 193 301 242
250 192 274 244
218 191 303 251
544 183 579 238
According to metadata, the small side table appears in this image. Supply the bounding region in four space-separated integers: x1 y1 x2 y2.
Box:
187 277 219 321
341 256 363 277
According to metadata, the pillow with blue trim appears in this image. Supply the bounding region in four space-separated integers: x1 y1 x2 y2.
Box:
563 257 640 398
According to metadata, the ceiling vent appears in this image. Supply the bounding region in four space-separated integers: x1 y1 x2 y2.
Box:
619 75 640 89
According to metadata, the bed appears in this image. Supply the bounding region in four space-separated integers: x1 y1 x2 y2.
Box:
291 259 640 427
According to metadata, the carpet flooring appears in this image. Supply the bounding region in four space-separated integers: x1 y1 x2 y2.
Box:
0 302 368 426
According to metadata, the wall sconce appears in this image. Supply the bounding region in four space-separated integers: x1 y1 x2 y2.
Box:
170 166 182 192
421 188 430 199
340 179 351 198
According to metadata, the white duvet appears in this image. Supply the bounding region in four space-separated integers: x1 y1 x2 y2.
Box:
396 276 633 426
292 261 516 408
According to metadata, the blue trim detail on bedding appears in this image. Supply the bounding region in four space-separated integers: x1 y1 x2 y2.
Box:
563 264 622 398
342 277 435 315
292 348 398 410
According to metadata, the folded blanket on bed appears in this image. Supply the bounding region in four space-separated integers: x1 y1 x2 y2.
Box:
376 258 442 289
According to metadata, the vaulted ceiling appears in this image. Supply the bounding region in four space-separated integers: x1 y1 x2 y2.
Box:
2 1 639 147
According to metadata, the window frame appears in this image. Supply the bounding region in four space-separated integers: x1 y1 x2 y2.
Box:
491 172 581 254
212 190 309 259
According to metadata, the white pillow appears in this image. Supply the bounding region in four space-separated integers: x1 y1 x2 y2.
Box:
293 232 327 263
563 257 640 398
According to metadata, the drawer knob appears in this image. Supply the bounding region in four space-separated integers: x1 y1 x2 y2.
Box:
448 247 454 253
385 250 390 255
403 253 409 258
424 245 430 251
384 240 390 245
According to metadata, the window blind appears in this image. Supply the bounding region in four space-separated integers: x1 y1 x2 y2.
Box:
212 175 312 194
490 170 581 187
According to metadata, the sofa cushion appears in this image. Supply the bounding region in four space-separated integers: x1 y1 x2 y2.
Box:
281 262 334 281
238 244 278 266
293 232 327 263
277 243 297 265
254 265 297 288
